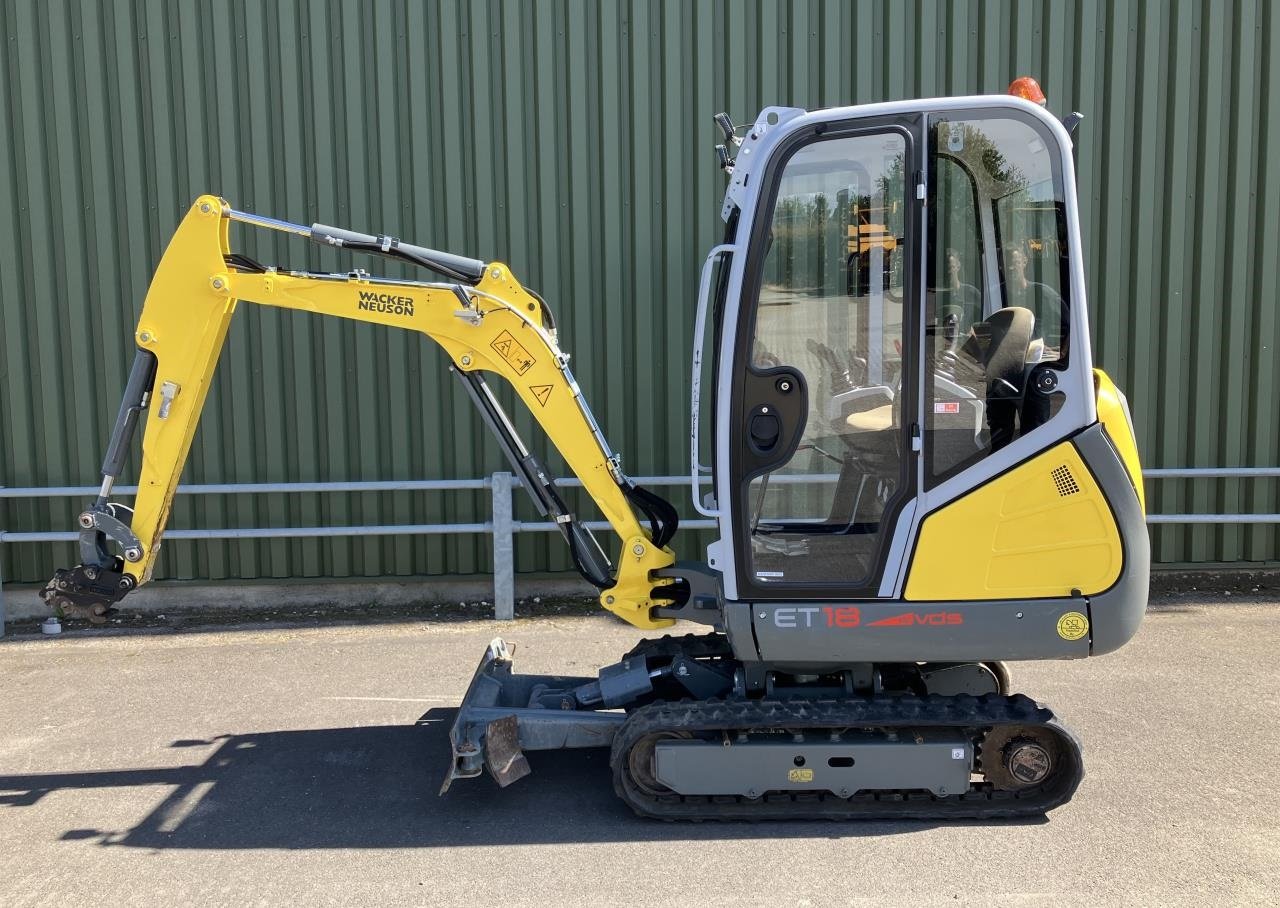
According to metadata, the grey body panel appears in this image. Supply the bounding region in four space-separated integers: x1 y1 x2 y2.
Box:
655 733 971 797
737 422 1147 667
721 600 760 660
749 597 1091 666
1073 423 1150 655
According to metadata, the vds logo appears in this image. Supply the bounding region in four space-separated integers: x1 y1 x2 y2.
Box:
868 611 964 627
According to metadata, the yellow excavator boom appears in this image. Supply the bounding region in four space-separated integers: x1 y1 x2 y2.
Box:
43 195 677 629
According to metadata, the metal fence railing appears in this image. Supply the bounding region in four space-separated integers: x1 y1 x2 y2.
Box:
2 468 1276 636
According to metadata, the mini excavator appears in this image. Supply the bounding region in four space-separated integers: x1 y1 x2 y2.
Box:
44 81 1148 820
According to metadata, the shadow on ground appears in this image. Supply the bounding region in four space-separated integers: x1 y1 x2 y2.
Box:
0 709 1007 847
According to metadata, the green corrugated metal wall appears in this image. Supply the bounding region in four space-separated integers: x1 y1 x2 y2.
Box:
1 0 1276 585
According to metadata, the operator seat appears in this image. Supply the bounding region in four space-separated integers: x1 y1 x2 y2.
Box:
959 306 1034 451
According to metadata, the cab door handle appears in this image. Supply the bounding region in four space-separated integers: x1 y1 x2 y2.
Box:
748 410 782 454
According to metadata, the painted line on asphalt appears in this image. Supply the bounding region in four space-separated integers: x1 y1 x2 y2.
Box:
322 695 460 703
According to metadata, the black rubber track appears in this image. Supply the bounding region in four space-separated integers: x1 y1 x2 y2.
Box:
622 632 734 661
610 693 1084 821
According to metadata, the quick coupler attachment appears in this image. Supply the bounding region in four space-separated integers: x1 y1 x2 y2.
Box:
43 502 144 623
41 559 135 624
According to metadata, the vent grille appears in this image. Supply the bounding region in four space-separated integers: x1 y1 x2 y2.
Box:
1051 465 1081 497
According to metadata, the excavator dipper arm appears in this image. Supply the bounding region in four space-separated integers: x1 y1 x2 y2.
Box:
42 195 679 629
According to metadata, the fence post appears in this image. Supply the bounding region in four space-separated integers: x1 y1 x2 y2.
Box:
0 489 6 635
490 472 515 620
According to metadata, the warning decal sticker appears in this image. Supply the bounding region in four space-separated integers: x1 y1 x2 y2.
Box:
530 384 553 407
491 330 536 375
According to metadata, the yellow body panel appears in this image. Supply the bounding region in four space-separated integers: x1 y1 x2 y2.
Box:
1094 369 1146 513
905 441 1123 601
126 196 673 628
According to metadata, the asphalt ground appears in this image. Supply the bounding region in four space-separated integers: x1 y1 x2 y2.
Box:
1 600 1277 906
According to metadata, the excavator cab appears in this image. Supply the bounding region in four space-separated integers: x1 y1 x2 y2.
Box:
694 95 1146 666
45 83 1148 821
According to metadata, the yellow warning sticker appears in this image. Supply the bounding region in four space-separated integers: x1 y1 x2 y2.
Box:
1056 611 1089 641
490 330 536 375
530 384 553 407
788 768 814 783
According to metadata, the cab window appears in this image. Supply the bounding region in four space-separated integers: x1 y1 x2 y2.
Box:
742 129 910 588
925 113 1072 486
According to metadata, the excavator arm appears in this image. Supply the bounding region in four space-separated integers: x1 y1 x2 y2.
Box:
42 195 680 629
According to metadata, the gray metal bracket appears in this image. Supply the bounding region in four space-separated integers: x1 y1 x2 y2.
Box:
720 106 806 221
78 503 143 565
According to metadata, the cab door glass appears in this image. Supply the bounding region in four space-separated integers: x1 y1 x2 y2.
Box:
743 130 910 588
926 114 1071 486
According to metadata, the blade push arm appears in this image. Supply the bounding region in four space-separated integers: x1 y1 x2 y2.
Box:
43 196 677 629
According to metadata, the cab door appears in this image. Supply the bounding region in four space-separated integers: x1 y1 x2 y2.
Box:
725 115 923 600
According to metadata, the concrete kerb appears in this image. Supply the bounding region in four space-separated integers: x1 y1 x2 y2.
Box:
0 473 719 637
0 574 599 624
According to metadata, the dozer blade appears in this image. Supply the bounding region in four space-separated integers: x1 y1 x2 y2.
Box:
439 638 624 795
440 638 514 794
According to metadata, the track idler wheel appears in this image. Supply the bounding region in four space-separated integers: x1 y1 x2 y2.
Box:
624 730 692 797
980 725 1064 791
